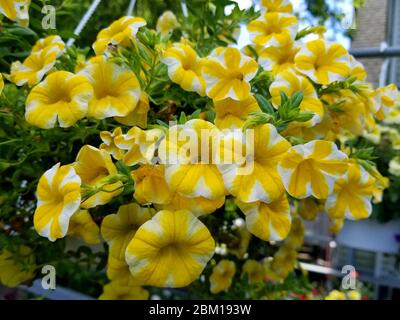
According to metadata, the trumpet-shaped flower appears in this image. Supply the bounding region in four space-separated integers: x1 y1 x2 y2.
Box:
270 69 324 127
25 71 93 129
0 246 35 288
348 55 366 81
99 281 149 300
247 13 298 47
258 42 300 74
156 11 179 35
218 124 291 203
10 48 58 87
74 145 123 208
32 35 65 57
297 198 320 221
0 0 30 26
278 140 349 199
101 203 154 284
260 0 293 13
214 96 261 129
79 56 141 119
209 260 236 294
162 43 206 96
114 92 150 128
34 163 81 241
325 162 375 220
93 16 146 55
158 119 226 200
295 39 350 85
236 193 291 241
100 127 126 160
125 210 215 288
115 127 164 166
242 259 265 284
67 210 100 245
202 47 258 101
325 290 346 300
375 84 399 121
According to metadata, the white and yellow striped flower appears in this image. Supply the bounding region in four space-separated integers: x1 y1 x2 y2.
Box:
101 203 154 284
242 259 265 284
260 0 293 13
100 127 126 161
25 71 93 129
115 127 164 166
34 163 81 242
213 96 261 130
375 84 399 121
258 42 300 74
295 39 350 85
348 55 366 81
158 119 226 200
0 246 35 288
74 145 123 209
0 0 30 26
79 56 141 119
156 11 179 36
114 92 150 128
125 210 215 288
325 162 375 220
236 193 291 242
68 210 100 245
162 43 206 95
10 48 58 87
247 13 298 47
218 124 291 203
278 140 349 199
99 281 149 300
202 47 258 101
31 35 65 57
93 16 146 55
209 260 236 294
270 69 324 127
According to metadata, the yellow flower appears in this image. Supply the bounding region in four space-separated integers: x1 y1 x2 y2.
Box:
74 145 123 208
0 0 30 26
156 10 179 35
101 203 154 284
79 56 141 119
158 119 226 200
219 124 290 203
209 260 236 294
375 84 399 121
295 39 350 85
382 104 400 124
260 0 293 13
325 162 375 220
67 210 100 245
25 71 93 129
389 156 400 177
125 210 215 288
247 13 298 47
10 48 58 87
329 217 344 235
162 43 206 95
93 16 146 55
270 245 297 278
32 35 65 56
297 198 320 221
258 42 300 74
100 127 125 160
242 259 265 284
0 73 4 94
348 55 366 81
202 47 258 101
131 165 172 205
214 96 261 130
229 223 252 259
115 127 164 166
347 290 362 300
285 216 304 249
34 163 81 241
114 92 150 128
99 281 149 300
236 193 291 241
270 69 324 127
278 140 349 199
325 290 346 300
0 246 35 288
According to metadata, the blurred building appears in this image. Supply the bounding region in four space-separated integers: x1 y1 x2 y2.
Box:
351 0 400 87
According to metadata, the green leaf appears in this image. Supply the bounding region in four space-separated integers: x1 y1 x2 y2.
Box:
255 94 275 114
